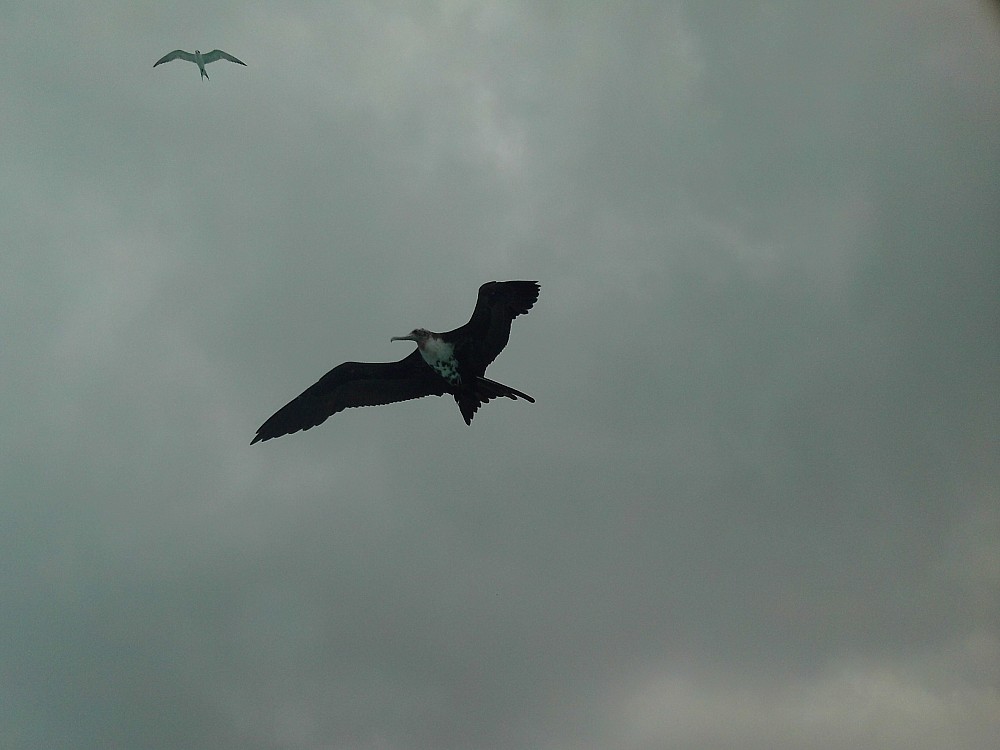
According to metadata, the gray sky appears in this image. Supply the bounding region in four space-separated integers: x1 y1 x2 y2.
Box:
2 1 998 748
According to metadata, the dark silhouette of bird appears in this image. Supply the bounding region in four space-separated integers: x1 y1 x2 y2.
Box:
251 281 539 443
153 49 247 80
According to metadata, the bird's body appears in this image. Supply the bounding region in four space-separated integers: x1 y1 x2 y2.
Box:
251 281 539 443
153 49 246 80
415 334 460 384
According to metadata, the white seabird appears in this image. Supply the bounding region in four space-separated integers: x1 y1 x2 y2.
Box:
153 49 247 80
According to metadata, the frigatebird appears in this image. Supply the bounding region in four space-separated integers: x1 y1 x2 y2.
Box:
251 281 539 443
153 49 247 80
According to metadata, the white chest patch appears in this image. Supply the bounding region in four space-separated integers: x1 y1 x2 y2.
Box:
420 337 461 385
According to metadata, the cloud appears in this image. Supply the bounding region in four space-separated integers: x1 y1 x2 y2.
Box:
0 1 997 748
607 644 1000 750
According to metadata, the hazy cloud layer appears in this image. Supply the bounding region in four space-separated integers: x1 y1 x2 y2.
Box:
1 2 997 748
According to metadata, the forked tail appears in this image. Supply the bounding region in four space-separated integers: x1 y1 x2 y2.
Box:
456 376 535 425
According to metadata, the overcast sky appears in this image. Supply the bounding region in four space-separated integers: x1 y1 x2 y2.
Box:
1 2 997 748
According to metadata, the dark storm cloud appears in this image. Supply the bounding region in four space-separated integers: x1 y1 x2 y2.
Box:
0 1 996 748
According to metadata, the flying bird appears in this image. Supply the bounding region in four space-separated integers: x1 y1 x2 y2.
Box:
251 281 539 443
153 49 247 80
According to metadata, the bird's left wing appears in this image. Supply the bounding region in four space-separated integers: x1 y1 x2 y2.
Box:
154 50 194 66
203 50 247 66
251 350 446 443
456 280 540 372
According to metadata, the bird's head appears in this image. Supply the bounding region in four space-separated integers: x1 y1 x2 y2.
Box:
194 49 201 54
391 328 431 347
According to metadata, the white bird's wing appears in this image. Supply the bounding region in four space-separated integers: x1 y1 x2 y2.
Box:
202 49 247 66
154 50 195 67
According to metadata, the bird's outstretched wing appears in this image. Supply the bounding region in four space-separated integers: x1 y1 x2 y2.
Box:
202 49 247 66
154 50 196 66
252 350 447 443
453 280 539 373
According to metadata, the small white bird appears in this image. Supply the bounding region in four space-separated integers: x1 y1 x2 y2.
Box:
153 49 247 80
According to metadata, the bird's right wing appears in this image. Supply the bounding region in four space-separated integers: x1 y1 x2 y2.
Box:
154 50 195 66
251 350 446 443
203 49 247 66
